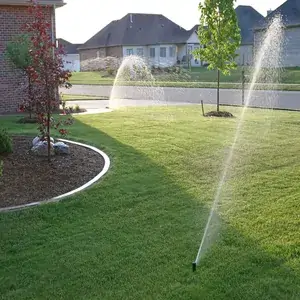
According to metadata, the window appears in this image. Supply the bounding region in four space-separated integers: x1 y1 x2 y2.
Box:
126 48 134 56
169 46 176 57
96 50 100 58
160 47 167 58
150 48 155 58
137 48 144 56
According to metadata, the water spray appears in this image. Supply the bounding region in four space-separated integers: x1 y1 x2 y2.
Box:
192 16 284 272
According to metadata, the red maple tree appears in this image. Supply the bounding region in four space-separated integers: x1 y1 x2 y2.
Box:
23 0 73 161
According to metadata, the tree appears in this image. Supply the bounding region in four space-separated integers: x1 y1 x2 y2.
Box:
23 1 73 162
5 34 36 118
194 0 241 112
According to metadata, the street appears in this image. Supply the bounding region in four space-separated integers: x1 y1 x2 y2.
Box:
61 85 300 111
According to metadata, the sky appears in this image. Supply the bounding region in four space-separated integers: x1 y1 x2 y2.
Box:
56 0 286 44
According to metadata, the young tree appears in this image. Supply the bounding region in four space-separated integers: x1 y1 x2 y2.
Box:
5 34 36 118
23 1 73 162
194 0 241 112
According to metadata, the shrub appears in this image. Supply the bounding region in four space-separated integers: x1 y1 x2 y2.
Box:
60 93 67 110
106 67 115 76
0 129 12 154
75 104 80 112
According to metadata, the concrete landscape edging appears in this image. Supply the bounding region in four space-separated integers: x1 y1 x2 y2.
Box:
0 138 110 213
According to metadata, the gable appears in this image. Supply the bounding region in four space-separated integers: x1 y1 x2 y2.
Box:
235 5 265 44
186 32 199 44
266 0 300 26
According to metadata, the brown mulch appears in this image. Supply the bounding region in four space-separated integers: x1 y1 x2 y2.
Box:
204 111 235 118
0 136 105 209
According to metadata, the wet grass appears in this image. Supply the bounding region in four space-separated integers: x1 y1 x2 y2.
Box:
0 105 299 299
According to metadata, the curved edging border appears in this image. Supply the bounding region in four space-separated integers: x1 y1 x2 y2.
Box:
0 138 111 213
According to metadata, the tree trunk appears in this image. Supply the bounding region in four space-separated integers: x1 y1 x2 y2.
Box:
46 87 51 163
28 76 32 119
217 69 220 112
47 109 51 163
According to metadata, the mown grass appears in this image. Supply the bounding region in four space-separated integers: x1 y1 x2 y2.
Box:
70 67 300 91
61 94 108 101
0 105 299 299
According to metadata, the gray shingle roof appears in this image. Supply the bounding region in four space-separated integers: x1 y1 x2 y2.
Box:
186 6 264 45
79 13 191 50
79 7 265 50
235 5 265 44
57 38 82 54
264 0 300 26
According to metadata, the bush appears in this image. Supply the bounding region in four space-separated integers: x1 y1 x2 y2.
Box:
0 129 12 154
106 67 115 76
75 104 80 112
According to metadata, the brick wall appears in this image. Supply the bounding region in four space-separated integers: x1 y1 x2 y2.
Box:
0 5 55 113
79 48 106 63
106 46 122 57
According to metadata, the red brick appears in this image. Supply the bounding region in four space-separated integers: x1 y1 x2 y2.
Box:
0 5 56 113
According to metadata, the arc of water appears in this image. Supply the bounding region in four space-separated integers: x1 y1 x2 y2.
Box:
193 16 284 271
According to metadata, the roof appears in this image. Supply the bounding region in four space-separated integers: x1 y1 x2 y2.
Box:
0 0 65 6
187 6 264 45
79 13 190 50
235 5 265 44
57 38 82 54
263 0 300 27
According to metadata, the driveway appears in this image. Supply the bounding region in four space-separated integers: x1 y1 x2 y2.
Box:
61 85 300 111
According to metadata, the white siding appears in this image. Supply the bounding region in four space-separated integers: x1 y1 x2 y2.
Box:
281 27 300 67
254 26 300 67
186 32 200 44
62 54 80 72
235 45 253 66
122 45 178 67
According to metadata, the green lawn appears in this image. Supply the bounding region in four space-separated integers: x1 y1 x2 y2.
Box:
70 67 300 91
61 94 108 101
0 106 299 299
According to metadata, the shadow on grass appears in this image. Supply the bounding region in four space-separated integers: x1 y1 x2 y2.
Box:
0 116 299 299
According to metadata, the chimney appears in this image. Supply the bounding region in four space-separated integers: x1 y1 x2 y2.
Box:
267 9 272 16
130 14 133 23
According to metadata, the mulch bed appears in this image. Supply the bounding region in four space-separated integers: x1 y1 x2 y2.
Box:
204 111 235 118
0 136 105 209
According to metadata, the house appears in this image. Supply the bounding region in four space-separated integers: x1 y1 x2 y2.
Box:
57 38 82 72
254 0 300 67
79 8 265 69
0 0 65 114
78 13 203 68
235 5 265 65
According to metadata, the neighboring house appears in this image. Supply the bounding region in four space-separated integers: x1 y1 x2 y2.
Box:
254 0 300 67
235 5 265 66
57 38 82 72
0 0 65 114
78 13 203 68
79 8 265 69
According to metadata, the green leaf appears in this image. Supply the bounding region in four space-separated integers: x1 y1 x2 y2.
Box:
5 34 32 70
193 0 241 76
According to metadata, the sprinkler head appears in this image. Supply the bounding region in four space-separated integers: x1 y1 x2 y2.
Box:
192 262 197 272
